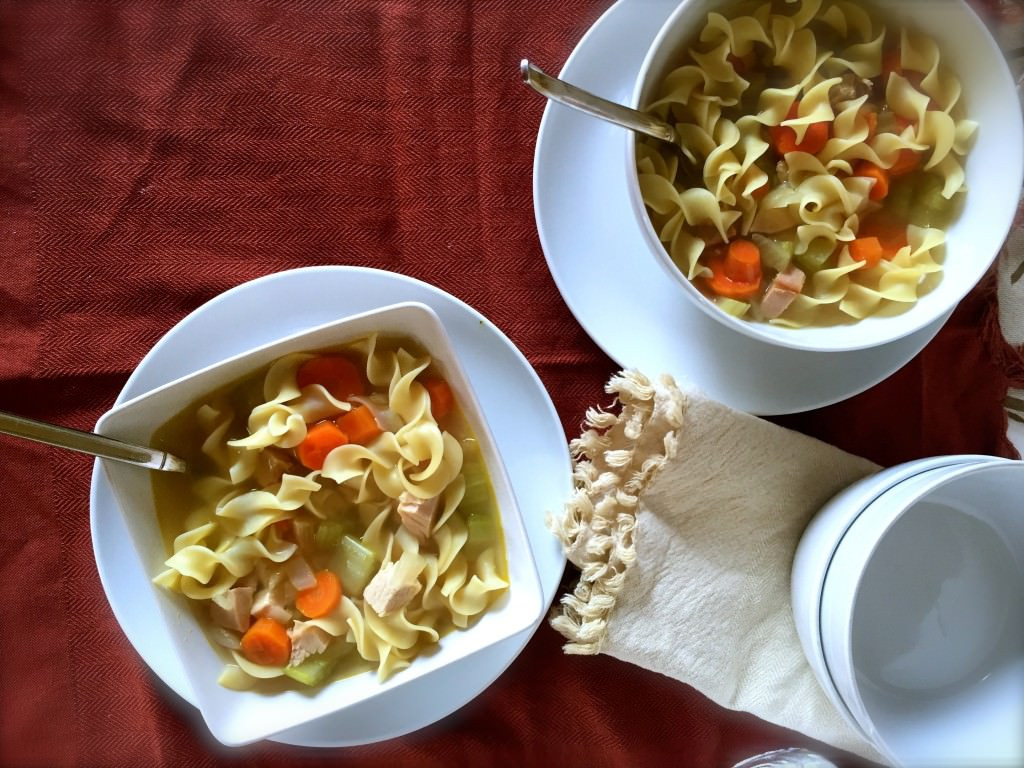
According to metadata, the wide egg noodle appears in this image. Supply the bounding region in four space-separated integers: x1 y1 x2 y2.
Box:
226 353 355 451
215 473 322 537
899 27 961 113
156 523 296 600
197 402 251 482
229 650 287 678
819 96 884 169
699 10 771 58
448 548 508 625
703 118 743 205
769 16 818 80
784 76 840 143
817 1 874 45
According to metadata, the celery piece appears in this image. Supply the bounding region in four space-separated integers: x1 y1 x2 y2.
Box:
715 297 750 318
751 233 793 273
886 176 916 222
465 510 498 555
793 239 834 274
460 463 492 514
910 174 954 228
283 642 348 687
314 521 346 551
330 535 377 596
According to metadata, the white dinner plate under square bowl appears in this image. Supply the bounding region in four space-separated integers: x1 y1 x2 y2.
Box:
531 0 953 416
89 266 572 748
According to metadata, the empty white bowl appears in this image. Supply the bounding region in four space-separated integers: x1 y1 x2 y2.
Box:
627 0 1023 352
791 454 1005 738
93 301 545 746
819 460 1024 766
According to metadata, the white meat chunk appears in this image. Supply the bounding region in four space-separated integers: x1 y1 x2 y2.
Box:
363 559 422 616
760 264 806 319
396 491 440 542
209 586 254 632
251 571 295 624
288 621 332 667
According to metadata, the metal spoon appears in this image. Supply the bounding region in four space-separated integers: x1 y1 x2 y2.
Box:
0 410 187 472
520 59 693 160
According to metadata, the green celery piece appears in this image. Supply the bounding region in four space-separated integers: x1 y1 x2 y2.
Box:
751 233 793 273
283 642 348 687
465 510 497 555
331 535 377 597
910 174 954 228
886 176 916 222
793 239 833 274
314 521 346 551
715 297 750 318
460 462 492 513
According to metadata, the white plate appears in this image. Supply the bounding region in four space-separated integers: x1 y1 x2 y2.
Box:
532 0 950 416
89 266 572 748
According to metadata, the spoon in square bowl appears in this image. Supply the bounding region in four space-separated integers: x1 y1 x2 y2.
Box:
0 410 186 472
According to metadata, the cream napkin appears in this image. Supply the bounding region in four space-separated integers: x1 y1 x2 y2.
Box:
548 371 886 764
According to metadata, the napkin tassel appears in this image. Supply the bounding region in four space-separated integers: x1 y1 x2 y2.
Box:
547 370 683 654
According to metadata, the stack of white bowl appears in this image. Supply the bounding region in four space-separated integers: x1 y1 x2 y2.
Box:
793 456 1024 766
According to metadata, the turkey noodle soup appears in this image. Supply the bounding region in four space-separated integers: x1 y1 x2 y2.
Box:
150 334 507 691
637 0 976 327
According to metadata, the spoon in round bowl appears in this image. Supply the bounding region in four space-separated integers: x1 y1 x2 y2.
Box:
520 59 695 162
0 410 186 472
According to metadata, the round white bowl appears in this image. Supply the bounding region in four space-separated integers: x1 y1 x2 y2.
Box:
791 454 1006 739
627 0 1023 353
819 459 1024 766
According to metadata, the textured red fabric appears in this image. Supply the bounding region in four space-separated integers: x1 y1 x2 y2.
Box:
0 2 1021 767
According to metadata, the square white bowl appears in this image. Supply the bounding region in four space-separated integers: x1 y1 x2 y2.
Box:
94 301 545 746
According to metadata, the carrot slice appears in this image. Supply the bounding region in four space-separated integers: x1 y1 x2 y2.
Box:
769 103 831 156
724 239 762 284
860 215 908 260
888 149 920 177
848 237 884 268
337 404 382 446
705 240 762 300
240 617 291 667
296 569 342 619
853 161 890 201
296 355 366 399
422 376 455 421
862 108 878 140
297 420 349 471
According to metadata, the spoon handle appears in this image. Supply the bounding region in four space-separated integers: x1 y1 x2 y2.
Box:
0 410 187 472
520 59 677 144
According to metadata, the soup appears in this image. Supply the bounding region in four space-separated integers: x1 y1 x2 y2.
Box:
150 333 508 690
637 0 976 327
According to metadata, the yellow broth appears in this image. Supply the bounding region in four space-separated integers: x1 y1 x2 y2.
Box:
149 334 508 691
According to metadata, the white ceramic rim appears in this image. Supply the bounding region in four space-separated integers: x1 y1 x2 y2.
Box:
791 454 1004 738
818 458 1024 760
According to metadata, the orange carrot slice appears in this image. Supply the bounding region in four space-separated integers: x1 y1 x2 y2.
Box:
240 617 291 667
296 570 342 619
297 420 349 471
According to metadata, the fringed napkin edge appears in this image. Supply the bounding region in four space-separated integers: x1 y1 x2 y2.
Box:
546 370 685 654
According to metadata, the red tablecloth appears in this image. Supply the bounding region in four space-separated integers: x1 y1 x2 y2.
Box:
1 2 1021 766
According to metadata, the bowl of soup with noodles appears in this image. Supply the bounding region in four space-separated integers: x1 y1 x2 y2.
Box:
93 301 544 746
628 0 1022 352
